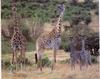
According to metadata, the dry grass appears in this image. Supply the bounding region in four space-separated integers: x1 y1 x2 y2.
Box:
2 64 100 79
2 50 100 79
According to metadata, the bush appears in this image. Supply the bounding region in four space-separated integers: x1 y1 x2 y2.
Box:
26 41 36 52
42 56 51 67
1 0 91 23
83 1 97 10
2 36 12 54
84 16 92 25
91 56 99 64
2 57 33 70
86 33 99 56
22 27 32 41
2 60 11 69
60 32 69 52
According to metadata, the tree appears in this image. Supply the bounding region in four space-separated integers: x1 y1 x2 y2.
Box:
86 33 99 56
84 0 93 3
31 14 44 39
69 0 78 5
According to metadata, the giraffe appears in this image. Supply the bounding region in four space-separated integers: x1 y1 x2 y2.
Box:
79 36 92 69
35 3 65 71
11 26 27 64
69 36 82 70
10 0 27 66
69 35 91 70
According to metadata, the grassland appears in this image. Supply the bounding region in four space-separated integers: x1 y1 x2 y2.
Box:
2 50 100 79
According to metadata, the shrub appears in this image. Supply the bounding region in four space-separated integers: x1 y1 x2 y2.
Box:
2 60 11 69
86 33 99 56
60 32 69 52
91 56 99 64
84 16 92 25
2 36 12 54
22 28 32 41
42 56 51 67
83 1 98 10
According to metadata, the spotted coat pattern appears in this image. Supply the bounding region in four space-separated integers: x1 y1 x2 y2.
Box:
36 4 65 71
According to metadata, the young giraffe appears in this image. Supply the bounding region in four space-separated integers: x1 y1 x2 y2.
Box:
36 4 65 71
10 1 27 65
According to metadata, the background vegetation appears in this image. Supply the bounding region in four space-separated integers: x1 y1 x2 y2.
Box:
1 0 99 55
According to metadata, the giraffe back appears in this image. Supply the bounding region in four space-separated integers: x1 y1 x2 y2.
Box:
36 27 61 50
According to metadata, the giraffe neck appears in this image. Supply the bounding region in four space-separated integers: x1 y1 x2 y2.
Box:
82 39 85 51
12 0 20 25
56 4 65 27
12 0 17 18
11 0 20 33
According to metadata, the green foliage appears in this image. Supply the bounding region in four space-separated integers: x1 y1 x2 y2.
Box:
2 57 33 70
91 56 99 64
2 60 11 69
1 0 12 18
86 33 99 56
2 36 12 54
63 3 92 25
21 26 32 41
95 4 99 15
27 41 36 52
42 56 51 67
60 32 69 52
1 0 94 23
83 1 98 10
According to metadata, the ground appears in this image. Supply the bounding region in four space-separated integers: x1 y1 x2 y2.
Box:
2 50 100 79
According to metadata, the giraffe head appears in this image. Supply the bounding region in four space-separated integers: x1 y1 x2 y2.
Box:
57 3 65 17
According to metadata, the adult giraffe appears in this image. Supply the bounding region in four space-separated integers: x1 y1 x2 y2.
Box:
69 35 91 70
10 0 27 66
35 3 65 71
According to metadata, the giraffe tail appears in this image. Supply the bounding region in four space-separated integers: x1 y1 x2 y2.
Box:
34 52 38 64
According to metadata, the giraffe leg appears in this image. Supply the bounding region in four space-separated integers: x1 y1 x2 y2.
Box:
37 51 43 71
51 49 57 70
54 49 57 63
20 49 24 70
22 49 26 70
12 50 17 64
36 51 39 69
15 51 17 64
39 56 42 71
12 51 15 64
37 55 42 71
70 58 75 70
14 51 17 71
11 50 17 71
